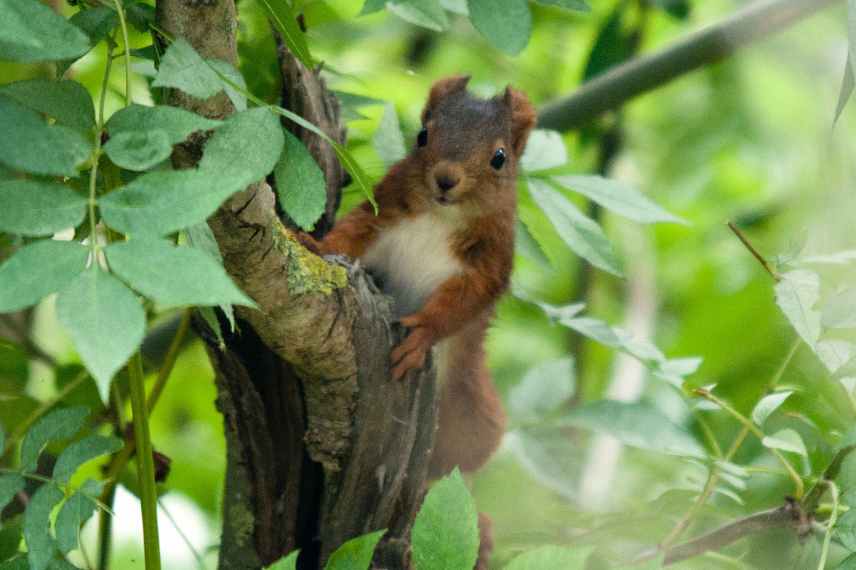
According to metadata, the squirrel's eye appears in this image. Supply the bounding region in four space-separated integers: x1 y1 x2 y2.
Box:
417 128 428 147
490 148 506 170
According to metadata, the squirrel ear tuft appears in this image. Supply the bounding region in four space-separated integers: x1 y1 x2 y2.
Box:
503 86 536 156
422 75 471 122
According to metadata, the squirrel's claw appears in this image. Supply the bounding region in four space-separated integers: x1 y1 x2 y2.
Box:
390 325 432 380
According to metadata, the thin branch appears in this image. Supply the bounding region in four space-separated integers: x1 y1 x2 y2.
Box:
537 0 842 131
727 221 781 281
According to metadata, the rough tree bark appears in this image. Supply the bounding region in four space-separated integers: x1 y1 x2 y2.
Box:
155 2 438 569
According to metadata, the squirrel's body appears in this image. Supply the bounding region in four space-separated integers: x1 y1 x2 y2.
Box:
305 75 535 486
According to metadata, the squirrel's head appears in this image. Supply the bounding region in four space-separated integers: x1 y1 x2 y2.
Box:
407 75 535 211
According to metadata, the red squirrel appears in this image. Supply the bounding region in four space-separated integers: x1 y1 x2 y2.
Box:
302 76 534 532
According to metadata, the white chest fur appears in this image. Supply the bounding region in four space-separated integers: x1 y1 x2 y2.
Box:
360 211 464 319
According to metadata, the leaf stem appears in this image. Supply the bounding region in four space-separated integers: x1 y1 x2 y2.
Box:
111 0 133 106
127 352 161 570
145 309 191 411
87 38 115 259
817 480 839 570
727 221 780 281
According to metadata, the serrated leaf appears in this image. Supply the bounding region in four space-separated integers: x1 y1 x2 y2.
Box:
0 95 92 177
560 400 704 457
53 435 122 484
0 240 89 313
751 391 794 426
387 0 449 32
528 178 622 276
152 38 223 100
0 79 95 131
412 468 479 570
56 267 146 403
553 175 684 224
0 473 24 513
275 129 327 231
106 239 255 308
24 483 63 570
106 104 222 146
55 479 102 554
520 130 567 172
70 6 118 45
373 102 406 168
103 129 173 171
0 180 88 237
533 0 590 11
20 406 89 472
467 0 531 55
509 358 574 423
0 0 91 63
774 270 821 349
324 530 385 570
504 545 593 570
762 428 807 456
257 0 314 68
266 551 300 570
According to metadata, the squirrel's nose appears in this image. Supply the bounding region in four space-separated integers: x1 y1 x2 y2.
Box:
436 174 459 192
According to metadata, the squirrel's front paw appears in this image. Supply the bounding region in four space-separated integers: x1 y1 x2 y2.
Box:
294 231 323 254
390 325 434 380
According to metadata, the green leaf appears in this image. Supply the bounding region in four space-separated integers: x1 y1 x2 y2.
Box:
55 479 103 555
553 175 685 224
334 91 384 121
411 468 479 570
0 473 24 513
53 435 122 484
837 552 856 569
504 545 593 570
387 0 449 32
360 0 387 15
467 0 531 55
762 428 807 456
152 38 223 100
560 400 704 457
0 240 89 313
257 0 314 68
774 270 821 349
24 483 64 570
751 391 794 426
266 551 300 570
0 558 28 570
373 102 406 168
106 239 255 308
275 129 327 231
533 0 589 10
581 3 631 81
515 218 551 268
125 2 155 32
0 422 4 455
0 79 95 131
185 223 235 331
520 130 567 172
69 6 118 45
837 504 856 551
527 178 623 276
20 406 89 472
821 289 856 329
509 358 574 423
0 180 88 237
207 59 248 112
56 267 146 403
0 95 92 177
104 129 173 171
0 0 91 63
324 530 385 570
106 104 222 146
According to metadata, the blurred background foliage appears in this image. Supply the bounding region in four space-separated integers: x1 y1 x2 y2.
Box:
2 0 856 568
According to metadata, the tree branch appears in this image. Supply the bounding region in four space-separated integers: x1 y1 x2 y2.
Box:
537 0 842 132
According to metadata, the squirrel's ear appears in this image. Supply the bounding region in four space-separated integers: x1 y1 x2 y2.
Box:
421 75 471 122
503 86 536 157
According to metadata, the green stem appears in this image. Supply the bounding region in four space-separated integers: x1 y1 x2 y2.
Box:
128 352 161 570
146 310 191 411
87 37 115 259
111 0 133 106
817 480 839 570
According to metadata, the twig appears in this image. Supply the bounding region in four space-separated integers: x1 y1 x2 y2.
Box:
538 0 842 131
817 480 839 570
727 221 780 281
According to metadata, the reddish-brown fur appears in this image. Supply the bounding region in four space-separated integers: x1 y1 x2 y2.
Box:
301 76 535 566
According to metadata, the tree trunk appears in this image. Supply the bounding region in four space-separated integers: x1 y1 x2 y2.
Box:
155 2 438 568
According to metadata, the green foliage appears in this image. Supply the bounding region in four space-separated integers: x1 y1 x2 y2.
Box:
0 181 87 237
468 0 532 56
20 407 89 473
24 484 64 570
152 38 225 100
775 269 821 349
751 390 794 426
103 130 173 171
0 475 24 514
257 0 314 68
0 240 89 313
275 130 328 231
55 479 103 555
56 268 146 402
0 80 95 131
411 468 479 570
508 357 574 423
324 530 385 570
553 175 685 225
373 103 406 168
503 545 593 569
52 435 122 484
69 6 118 46
266 550 299 570
0 0 90 63
105 104 223 146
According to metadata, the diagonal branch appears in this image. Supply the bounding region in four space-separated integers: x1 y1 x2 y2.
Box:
538 0 842 132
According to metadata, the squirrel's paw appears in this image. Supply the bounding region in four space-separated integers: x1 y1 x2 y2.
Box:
294 231 322 254
390 325 433 380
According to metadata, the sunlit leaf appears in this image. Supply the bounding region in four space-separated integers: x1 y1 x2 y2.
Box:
509 358 574 423
553 175 684 224
0 0 90 63
821 289 856 329
504 545 593 570
412 468 479 570
520 129 567 172
774 270 821 349
515 218 551 267
373 102 406 167
762 428 807 456
56 267 146 403
0 180 88 237
0 240 89 313
324 530 385 570
467 0 531 55
751 391 794 426
275 129 327 231
387 0 449 32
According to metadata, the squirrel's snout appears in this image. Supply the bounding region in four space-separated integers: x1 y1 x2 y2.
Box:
432 162 462 193
436 174 459 192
